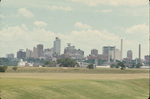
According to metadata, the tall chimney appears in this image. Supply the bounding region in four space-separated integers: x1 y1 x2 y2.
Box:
139 44 141 62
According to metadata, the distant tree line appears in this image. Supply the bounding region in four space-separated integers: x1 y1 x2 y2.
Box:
110 62 142 69
0 58 19 66
83 59 107 66
42 58 79 67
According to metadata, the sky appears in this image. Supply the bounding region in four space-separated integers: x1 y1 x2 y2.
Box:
0 0 149 59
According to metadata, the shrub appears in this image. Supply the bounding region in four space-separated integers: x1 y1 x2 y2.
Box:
57 58 78 67
0 66 7 72
12 66 18 71
44 61 56 67
110 63 116 68
117 62 126 70
136 63 142 68
87 64 94 69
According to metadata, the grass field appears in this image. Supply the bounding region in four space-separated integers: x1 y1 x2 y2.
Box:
5 66 149 74
0 67 149 99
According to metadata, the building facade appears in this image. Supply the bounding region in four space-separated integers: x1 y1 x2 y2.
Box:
26 49 33 59
63 43 84 59
33 47 38 58
127 50 133 61
91 49 98 56
17 49 26 59
6 53 14 58
43 47 54 58
145 55 150 64
37 44 43 58
54 37 61 55
103 46 115 55
103 46 116 62
97 54 108 60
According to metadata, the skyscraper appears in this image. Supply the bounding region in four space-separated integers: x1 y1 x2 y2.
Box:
139 44 141 61
127 50 132 61
33 47 38 58
103 46 115 55
54 37 61 55
37 44 43 58
103 46 115 62
17 49 26 59
121 39 123 60
26 49 33 59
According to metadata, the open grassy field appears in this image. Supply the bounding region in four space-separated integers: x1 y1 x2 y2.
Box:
5 66 149 74
0 67 149 99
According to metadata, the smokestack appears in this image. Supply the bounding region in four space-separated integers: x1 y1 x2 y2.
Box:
121 39 123 61
139 44 141 61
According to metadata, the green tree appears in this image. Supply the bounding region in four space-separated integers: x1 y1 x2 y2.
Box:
0 66 7 72
0 58 18 66
44 61 56 67
117 62 126 70
136 63 142 68
12 66 18 71
87 64 94 69
110 63 116 68
57 58 78 67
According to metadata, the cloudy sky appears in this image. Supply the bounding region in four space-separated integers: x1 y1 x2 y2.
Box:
0 0 149 59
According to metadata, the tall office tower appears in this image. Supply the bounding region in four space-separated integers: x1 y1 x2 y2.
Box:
127 50 133 61
115 49 121 61
110 49 121 61
91 49 98 56
26 49 33 59
139 44 141 61
103 46 115 62
145 55 150 64
33 47 38 58
17 49 26 59
103 46 115 55
37 44 43 58
54 37 61 55
121 39 123 61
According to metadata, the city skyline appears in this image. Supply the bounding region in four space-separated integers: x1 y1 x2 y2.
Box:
0 0 149 59
5 38 148 61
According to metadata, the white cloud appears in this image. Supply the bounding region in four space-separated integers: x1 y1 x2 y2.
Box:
17 8 34 18
74 22 91 30
70 0 147 7
47 6 72 11
126 24 148 36
0 23 120 57
34 21 48 27
0 23 148 59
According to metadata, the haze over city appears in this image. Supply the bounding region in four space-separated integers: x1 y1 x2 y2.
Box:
0 0 149 59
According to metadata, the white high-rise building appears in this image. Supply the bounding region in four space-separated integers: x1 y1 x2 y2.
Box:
110 49 121 61
54 37 61 55
115 49 121 61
